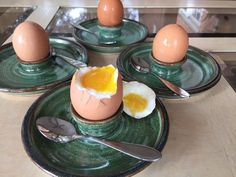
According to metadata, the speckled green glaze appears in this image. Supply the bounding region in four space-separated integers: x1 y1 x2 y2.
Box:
21 81 169 177
0 37 87 94
98 24 123 39
73 18 148 53
149 53 187 76
71 104 123 137
18 57 53 73
117 42 221 98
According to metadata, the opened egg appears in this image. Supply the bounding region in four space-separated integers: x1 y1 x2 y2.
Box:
70 65 123 121
123 81 156 119
152 24 189 63
12 21 50 62
97 0 124 27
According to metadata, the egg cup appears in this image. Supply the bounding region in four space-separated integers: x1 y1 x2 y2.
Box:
70 103 123 138
149 53 187 78
17 53 52 74
98 23 123 40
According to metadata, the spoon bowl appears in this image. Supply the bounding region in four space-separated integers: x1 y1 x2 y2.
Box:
36 116 162 162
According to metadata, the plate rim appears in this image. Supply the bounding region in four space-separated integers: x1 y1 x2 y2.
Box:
116 42 222 98
21 80 169 177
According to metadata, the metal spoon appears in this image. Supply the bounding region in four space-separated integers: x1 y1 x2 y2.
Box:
36 116 162 162
51 47 87 69
70 22 99 38
70 22 116 45
131 57 190 98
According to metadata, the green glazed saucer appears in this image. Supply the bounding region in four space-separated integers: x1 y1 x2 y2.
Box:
21 81 169 177
117 42 221 98
0 37 87 94
73 18 148 53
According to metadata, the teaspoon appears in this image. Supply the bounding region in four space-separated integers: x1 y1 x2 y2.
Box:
36 116 162 162
131 56 190 98
70 22 116 45
51 47 87 69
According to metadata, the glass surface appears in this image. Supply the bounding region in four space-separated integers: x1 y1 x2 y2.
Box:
223 60 236 92
213 52 236 92
0 7 35 45
47 7 236 37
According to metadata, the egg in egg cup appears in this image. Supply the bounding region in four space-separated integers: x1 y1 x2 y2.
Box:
97 0 124 41
70 65 123 137
12 21 53 73
150 24 189 77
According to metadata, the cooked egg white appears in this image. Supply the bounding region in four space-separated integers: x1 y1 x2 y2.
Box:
123 81 156 119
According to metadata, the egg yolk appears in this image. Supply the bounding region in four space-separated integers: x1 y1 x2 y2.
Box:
80 65 117 93
123 93 147 116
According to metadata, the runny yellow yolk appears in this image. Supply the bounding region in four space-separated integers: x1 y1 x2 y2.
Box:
123 93 147 116
80 65 117 93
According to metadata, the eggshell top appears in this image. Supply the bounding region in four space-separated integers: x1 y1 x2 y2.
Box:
12 21 50 62
97 0 124 27
152 24 189 63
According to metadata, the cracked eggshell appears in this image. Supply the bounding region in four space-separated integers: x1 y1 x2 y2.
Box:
70 71 123 121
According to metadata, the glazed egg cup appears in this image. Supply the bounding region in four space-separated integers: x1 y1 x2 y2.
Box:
149 53 187 78
17 53 52 74
70 103 123 138
98 22 123 40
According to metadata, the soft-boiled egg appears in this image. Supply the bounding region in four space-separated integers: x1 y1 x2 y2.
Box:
97 0 124 27
123 81 156 119
12 21 50 62
152 24 189 63
70 65 123 121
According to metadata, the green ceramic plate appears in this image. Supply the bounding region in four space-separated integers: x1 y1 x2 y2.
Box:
117 42 221 98
0 37 87 94
21 81 169 177
73 18 148 53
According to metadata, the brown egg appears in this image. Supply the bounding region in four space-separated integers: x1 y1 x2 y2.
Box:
12 21 50 62
152 24 189 63
97 0 124 27
70 65 123 121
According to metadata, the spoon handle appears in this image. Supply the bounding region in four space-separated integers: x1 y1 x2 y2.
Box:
57 54 87 68
149 73 190 98
51 48 87 69
84 136 162 162
152 73 190 98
